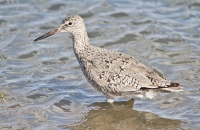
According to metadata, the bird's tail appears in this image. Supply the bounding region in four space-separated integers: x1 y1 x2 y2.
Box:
161 82 183 92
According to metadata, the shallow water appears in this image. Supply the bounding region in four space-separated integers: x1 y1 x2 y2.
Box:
0 0 200 129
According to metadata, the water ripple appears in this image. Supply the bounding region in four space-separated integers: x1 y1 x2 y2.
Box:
0 0 199 129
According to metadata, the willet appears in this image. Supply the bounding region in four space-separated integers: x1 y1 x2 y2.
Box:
34 15 182 103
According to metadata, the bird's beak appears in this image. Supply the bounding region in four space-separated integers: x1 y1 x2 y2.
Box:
34 28 61 41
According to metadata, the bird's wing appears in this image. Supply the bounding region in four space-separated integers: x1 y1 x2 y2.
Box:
84 46 172 93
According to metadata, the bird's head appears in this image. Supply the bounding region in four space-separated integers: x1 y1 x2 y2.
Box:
34 15 86 41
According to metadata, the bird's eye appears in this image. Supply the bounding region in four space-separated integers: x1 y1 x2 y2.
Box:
68 22 73 25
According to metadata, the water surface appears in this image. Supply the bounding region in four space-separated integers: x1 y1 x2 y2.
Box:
0 0 200 129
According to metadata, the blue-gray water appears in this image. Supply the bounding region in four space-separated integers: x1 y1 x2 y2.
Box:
0 0 200 129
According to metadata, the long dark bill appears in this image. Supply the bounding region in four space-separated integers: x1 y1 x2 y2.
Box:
34 28 60 41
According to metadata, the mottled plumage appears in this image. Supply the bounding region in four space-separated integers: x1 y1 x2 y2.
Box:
34 15 181 102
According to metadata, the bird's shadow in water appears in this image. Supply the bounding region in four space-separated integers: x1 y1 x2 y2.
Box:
67 99 184 130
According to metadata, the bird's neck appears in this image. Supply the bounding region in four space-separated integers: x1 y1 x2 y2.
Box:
73 32 89 55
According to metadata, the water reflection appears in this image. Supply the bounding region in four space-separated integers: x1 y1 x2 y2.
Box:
66 99 182 130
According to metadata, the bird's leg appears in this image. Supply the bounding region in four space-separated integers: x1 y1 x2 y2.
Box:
106 94 114 103
107 99 115 108
106 95 115 108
